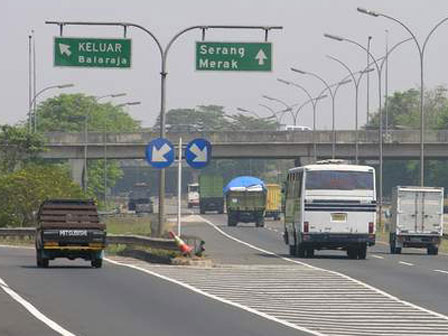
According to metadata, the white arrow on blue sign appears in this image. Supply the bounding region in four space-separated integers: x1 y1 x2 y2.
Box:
185 138 212 169
145 138 175 168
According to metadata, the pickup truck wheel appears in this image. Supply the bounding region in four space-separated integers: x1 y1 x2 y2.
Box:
36 252 42 268
92 258 103 268
227 217 237 227
41 258 49 268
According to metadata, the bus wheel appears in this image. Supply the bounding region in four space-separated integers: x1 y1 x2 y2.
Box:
289 244 296 256
347 247 357 259
305 248 314 258
297 244 306 258
358 244 367 260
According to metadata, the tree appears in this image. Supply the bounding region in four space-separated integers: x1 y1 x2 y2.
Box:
366 86 448 195
0 125 44 174
36 93 141 204
0 164 83 227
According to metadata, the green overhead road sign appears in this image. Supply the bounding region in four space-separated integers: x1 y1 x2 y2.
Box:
54 37 131 68
196 42 272 72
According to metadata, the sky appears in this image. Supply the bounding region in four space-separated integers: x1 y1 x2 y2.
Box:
2 0 448 129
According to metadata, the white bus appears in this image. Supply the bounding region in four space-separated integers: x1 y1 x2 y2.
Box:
284 160 376 259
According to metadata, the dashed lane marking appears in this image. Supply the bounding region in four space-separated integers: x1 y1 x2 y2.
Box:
398 261 414 266
371 255 384 259
105 216 448 336
434 270 448 275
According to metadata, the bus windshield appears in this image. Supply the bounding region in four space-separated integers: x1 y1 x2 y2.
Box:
306 170 374 190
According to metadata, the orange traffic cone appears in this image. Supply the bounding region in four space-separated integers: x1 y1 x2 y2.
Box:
169 231 193 256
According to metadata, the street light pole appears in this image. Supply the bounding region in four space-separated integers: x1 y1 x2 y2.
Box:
324 33 384 231
30 83 74 132
261 95 294 124
326 55 374 163
258 104 286 124
46 20 282 237
357 7 448 187
290 68 351 159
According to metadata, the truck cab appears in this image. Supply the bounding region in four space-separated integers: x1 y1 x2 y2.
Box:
187 183 200 208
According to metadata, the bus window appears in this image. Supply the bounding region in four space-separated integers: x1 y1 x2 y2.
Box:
306 171 374 190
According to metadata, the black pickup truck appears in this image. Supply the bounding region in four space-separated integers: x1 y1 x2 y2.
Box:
35 199 106 268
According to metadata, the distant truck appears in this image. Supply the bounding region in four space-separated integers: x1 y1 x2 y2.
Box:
199 175 224 214
265 184 282 220
224 176 267 227
35 199 106 268
187 183 200 208
128 183 153 214
390 186 444 255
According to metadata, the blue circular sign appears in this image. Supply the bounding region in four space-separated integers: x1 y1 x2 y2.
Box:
145 138 175 168
185 138 212 169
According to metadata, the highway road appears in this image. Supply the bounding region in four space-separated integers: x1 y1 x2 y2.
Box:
2 211 448 335
0 245 306 335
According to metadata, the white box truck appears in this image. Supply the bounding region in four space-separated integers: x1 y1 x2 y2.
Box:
390 186 444 255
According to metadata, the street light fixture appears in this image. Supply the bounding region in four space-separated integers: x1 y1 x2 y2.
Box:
261 95 294 123
326 55 375 163
258 104 287 124
290 67 351 159
357 7 448 187
30 83 75 132
117 101 142 107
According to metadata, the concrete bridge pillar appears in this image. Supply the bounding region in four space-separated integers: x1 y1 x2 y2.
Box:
69 159 84 188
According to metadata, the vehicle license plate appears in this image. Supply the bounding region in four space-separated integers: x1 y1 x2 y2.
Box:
331 213 347 222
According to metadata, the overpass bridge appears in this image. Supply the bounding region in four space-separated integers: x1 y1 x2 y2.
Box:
42 129 448 160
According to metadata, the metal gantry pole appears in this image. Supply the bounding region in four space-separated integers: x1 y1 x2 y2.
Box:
28 34 32 132
177 137 182 236
46 21 282 236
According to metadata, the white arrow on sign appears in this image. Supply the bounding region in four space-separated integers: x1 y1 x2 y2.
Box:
59 43 72 56
190 144 208 162
255 49 268 65
152 143 171 162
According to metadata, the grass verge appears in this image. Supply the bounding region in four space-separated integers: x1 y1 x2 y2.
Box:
105 215 153 236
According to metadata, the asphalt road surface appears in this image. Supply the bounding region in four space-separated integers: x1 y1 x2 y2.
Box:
2 210 448 336
0 245 308 336
189 213 448 316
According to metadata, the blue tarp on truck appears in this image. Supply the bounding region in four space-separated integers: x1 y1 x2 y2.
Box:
223 176 266 194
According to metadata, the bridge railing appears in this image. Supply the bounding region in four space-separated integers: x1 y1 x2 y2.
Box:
43 130 448 145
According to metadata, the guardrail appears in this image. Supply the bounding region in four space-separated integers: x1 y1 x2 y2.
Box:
0 228 199 251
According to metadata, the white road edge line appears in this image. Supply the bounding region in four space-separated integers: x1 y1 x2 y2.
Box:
0 277 77 336
398 261 414 266
434 269 448 274
104 258 325 336
198 215 448 321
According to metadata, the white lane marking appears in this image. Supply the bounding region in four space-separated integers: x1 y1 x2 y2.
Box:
104 258 325 336
434 270 448 275
198 215 448 321
371 255 384 259
398 261 414 266
0 277 77 336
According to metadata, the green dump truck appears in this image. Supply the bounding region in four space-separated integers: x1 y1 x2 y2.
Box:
199 174 225 214
35 199 106 268
224 176 267 227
